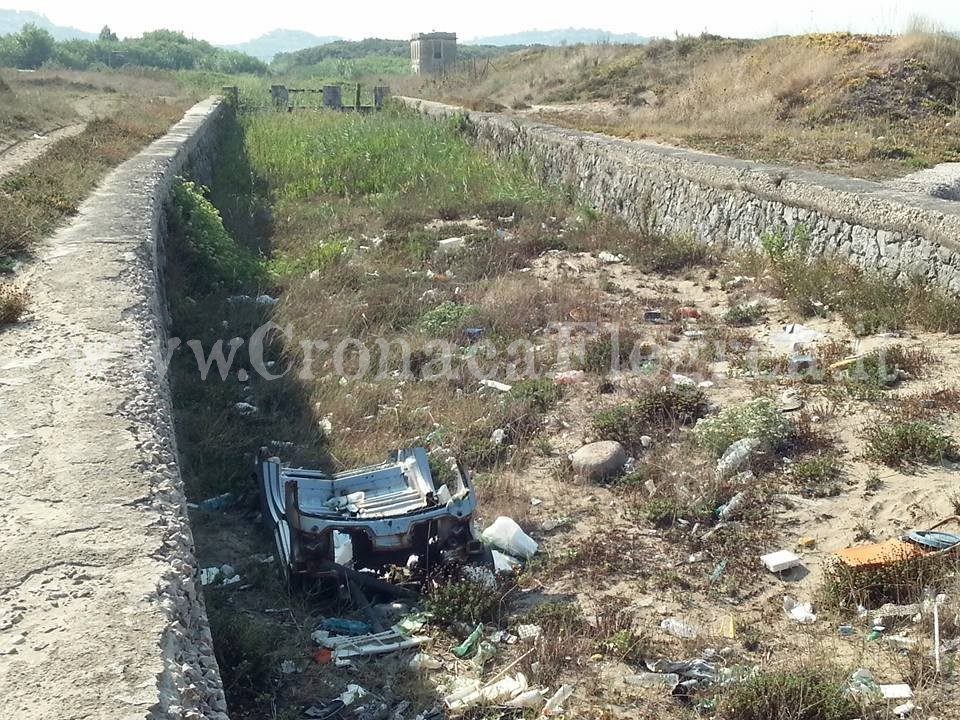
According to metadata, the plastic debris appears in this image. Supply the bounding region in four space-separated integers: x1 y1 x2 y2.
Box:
340 684 369 705
453 624 484 658
320 618 371 636
516 624 542 641
768 323 824 353
200 567 221 586
880 684 913 700
319 626 428 661
479 379 513 392
717 492 746 521
279 660 298 674
783 596 817 624
482 517 538 559
305 701 345 719
660 618 698 639
197 493 236 512
463 565 497 590
470 641 497 673
437 236 466 251
234 401 258 415
717 438 762 479
445 672 530 710
409 652 442 671
505 689 546 709
625 672 680 690
761 550 802 573
598 251 624 263
541 684 575 715
894 701 916 716
671 373 696 387
492 550 522 573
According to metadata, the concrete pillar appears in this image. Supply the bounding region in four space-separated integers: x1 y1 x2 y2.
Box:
374 86 391 109
322 85 342 110
270 85 289 110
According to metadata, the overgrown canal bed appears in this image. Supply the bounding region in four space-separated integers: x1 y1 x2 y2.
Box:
165 102 960 720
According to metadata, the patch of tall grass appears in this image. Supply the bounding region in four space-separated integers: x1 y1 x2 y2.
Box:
242 106 551 207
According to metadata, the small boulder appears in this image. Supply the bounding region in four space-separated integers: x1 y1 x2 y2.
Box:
570 441 627 480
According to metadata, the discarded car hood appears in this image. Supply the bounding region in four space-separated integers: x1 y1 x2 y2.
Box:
258 447 480 575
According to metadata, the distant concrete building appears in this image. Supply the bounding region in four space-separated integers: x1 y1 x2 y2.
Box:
410 32 457 75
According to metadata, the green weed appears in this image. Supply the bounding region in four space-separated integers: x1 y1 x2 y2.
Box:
860 420 959 467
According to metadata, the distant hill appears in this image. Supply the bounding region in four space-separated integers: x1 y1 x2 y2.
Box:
0 9 96 40
466 28 651 47
222 29 340 62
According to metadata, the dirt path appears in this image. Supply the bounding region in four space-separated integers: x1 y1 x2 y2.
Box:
0 124 86 181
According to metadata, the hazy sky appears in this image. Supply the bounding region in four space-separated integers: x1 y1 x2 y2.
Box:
4 0 958 44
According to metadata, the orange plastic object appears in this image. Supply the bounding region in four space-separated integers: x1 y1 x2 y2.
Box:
834 539 927 569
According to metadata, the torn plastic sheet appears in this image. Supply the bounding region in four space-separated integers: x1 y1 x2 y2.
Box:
318 624 428 662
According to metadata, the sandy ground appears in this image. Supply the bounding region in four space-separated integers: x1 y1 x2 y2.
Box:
196 232 960 718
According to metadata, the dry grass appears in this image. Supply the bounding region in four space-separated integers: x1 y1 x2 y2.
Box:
0 100 190 262
410 31 960 178
0 283 27 326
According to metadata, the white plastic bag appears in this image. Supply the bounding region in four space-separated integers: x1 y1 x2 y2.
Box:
482 517 538 559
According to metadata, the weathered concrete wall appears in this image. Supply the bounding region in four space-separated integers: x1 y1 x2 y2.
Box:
0 98 229 720
403 97 960 294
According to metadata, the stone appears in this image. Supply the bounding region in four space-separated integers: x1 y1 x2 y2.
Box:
570 441 627 480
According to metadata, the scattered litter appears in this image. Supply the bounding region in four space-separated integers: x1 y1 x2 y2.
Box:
797 536 816 549
228 294 278 306
893 701 916 717
626 671 680 690
470 641 497 673
717 438 762 479
643 309 665 323
838 625 855 636
516 624 542 641
445 672 530 710
541 684 574 716
708 560 728 584
319 618 371 636
660 618 698 639
778 388 805 412
646 657 718 690
886 635 918 650
829 355 865 371
698 380 715 389
554 369 586 384
437 236 466 251
678 307 700 319
279 660 298 674
200 567 221 586
305 700 344 719
198 492 235 512
880 684 913 700
768 323 824 353
463 565 497 590
505 688 546 709
671 373 696 387
479 378 513 392
340 684 369 705
873 603 922 624
783 596 817 624
722 275 753 290
409 652 442 671
234 401 258 415
598 251 624 263
787 355 817 376
717 492 746 521
492 550 522 573
761 550 802 573
319 625 427 661
453 624 484 658
482 516 538 559
490 428 506 445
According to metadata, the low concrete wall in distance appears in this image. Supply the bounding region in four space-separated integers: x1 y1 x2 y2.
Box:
403 97 960 294
0 98 229 720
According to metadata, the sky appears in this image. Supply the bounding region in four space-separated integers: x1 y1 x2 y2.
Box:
3 0 958 44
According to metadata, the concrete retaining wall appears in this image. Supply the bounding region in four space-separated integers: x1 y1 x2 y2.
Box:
403 98 960 294
0 98 229 720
